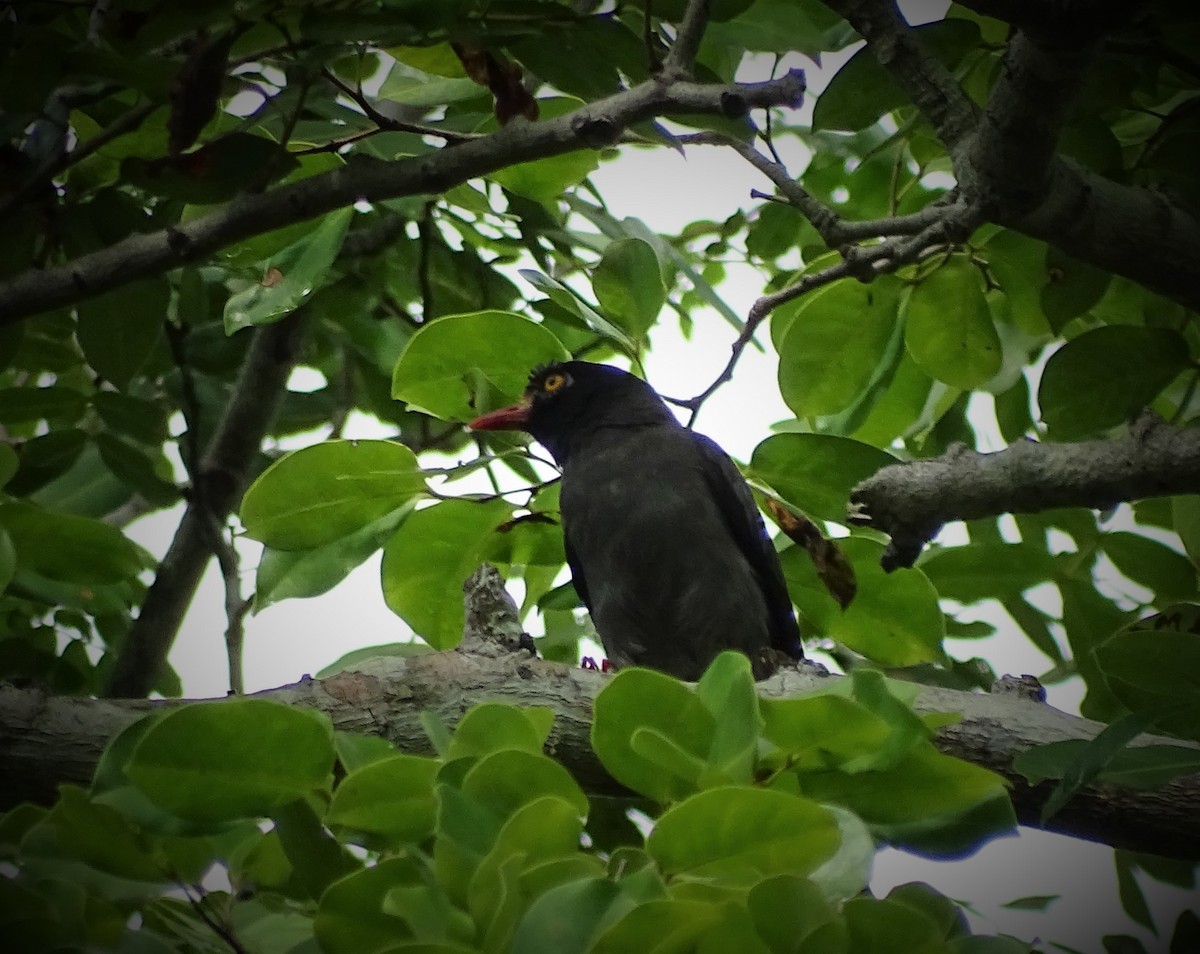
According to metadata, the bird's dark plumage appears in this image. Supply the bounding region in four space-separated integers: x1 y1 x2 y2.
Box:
470 361 802 680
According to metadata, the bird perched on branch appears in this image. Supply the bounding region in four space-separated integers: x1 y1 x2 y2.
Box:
469 361 803 680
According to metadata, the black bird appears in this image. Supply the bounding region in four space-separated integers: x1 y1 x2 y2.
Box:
469 361 803 680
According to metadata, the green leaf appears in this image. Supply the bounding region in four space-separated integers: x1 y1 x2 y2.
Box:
1038 327 1192 439
392 310 570 421
380 499 512 649
49 785 169 882
922 542 1058 603
777 275 903 416
1015 739 1200 790
843 895 944 952
694 651 761 785
0 385 88 425
1103 531 1197 603
254 505 414 610
327 754 440 844
317 641 431 678
379 70 484 106
782 537 945 666
521 270 638 353
592 899 724 954
241 440 425 550
1041 246 1112 331
750 433 896 524
1115 850 1156 933
647 787 840 885
315 856 436 954
0 501 149 585
272 797 362 901
982 230 1051 336
77 278 169 388
0 443 17 488
747 875 838 953
591 667 716 802
447 702 555 759
461 748 588 821
511 878 631 954
903 258 1002 390
126 700 335 822
1001 894 1060 911
224 207 352 332
592 238 667 337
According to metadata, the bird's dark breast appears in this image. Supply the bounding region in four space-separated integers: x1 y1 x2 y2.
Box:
561 429 773 680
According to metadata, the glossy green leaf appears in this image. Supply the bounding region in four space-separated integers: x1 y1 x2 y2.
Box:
447 702 555 759
750 433 896 523
777 275 903 417
272 797 362 901
782 537 945 666
1095 620 1200 739
591 667 716 802
327 754 440 844
254 505 414 610
49 785 168 882
224 208 352 332
592 898 723 954
1016 739 1200 790
511 878 631 954
904 258 1002 390
592 238 667 337
694 651 760 785
747 875 838 952
381 499 512 649
241 440 425 550
77 278 169 388
982 231 1051 336
126 700 335 822
317 642 432 678
392 310 570 421
0 501 150 585
461 748 588 820
315 856 436 954
647 786 840 884
1038 327 1192 439
922 542 1058 602
521 270 638 353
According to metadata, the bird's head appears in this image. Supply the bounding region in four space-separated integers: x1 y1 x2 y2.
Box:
469 361 677 464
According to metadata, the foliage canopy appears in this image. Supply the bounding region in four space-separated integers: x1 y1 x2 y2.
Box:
1 0 1199 951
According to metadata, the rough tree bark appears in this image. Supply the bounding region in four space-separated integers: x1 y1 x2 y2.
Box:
849 413 1200 569
3 646 1199 860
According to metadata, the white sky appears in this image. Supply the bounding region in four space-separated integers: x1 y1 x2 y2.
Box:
122 16 1196 952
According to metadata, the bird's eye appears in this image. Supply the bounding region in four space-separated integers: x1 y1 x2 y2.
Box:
542 371 568 394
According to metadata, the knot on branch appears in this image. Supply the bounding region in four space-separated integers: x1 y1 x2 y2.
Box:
571 114 620 150
460 563 537 659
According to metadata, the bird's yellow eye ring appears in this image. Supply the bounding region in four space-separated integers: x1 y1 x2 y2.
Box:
542 371 568 393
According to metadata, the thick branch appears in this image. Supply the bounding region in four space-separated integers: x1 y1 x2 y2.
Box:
103 315 307 698
849 414 1200 569
3 651 1198 859
821 0 978 149
0 72 805 323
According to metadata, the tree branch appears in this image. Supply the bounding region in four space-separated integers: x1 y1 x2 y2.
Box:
662 0 712 77
103 314 307 698
4 649 1198 859
821 0 979 150
848 412 1200 570
824 1 1200 310
0 72 806 324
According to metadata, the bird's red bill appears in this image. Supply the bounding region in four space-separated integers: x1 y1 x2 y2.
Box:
468 400 531 430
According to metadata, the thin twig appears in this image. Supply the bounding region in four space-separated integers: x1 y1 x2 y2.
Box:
321 68 478 143
181 884 251 954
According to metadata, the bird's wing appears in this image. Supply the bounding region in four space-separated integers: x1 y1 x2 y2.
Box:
563 528 593 612
692 434 804 659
